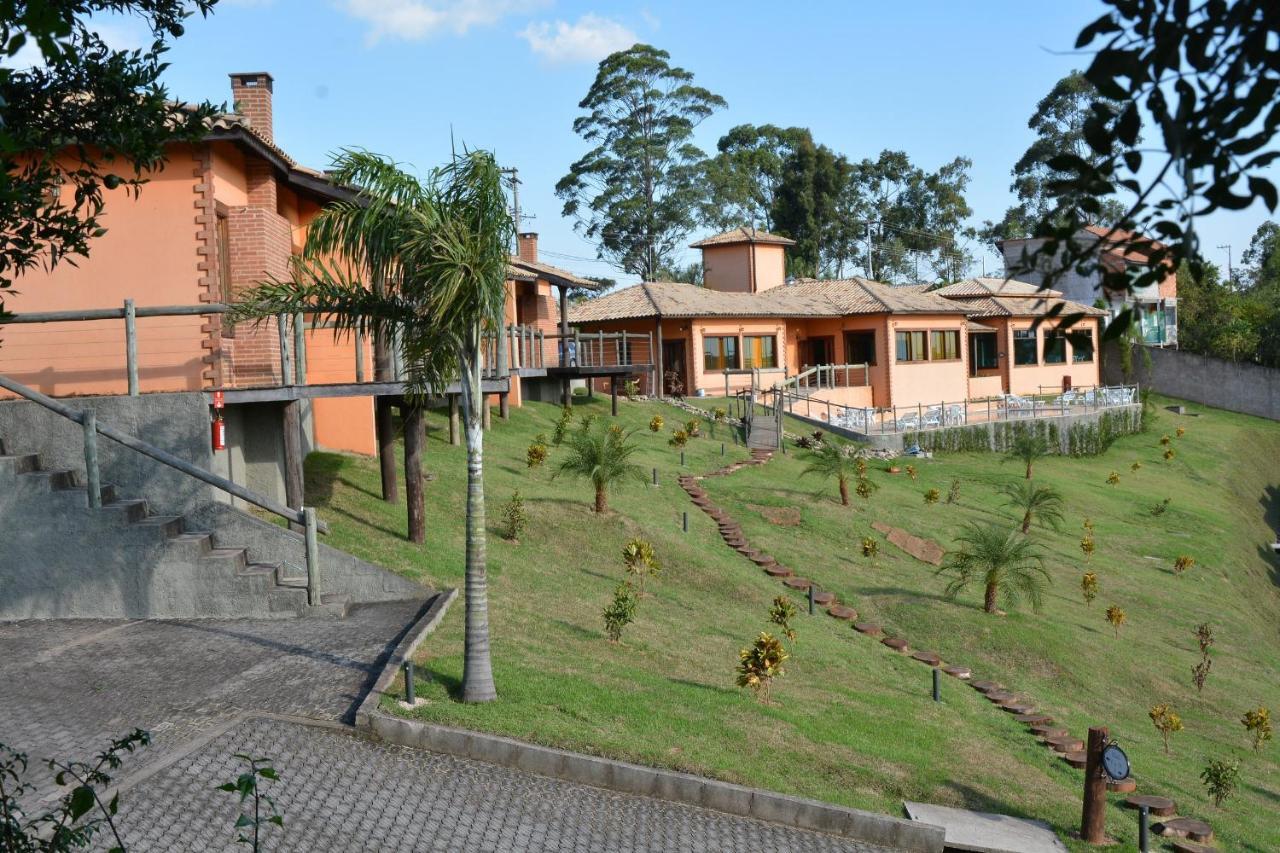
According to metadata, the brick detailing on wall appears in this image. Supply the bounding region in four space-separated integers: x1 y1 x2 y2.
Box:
221 196 293 388
193 145 223 388
245 156 277 212
229 72 274 144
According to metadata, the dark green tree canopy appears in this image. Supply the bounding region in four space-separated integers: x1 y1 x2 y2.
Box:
983 70 1130 250
701 123 807 232
769 133 848 277
556 44 726 281
0 0 219 299
1018 0 1279 341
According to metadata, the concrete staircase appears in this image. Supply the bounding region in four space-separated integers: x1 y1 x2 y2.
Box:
0 436 351 620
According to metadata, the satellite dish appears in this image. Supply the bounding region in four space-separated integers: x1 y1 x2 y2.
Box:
1101 742 1130 781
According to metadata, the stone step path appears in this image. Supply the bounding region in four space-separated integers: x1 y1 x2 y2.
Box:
677 435 1217 848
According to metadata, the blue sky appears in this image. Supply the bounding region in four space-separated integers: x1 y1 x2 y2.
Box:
140 0 1270 282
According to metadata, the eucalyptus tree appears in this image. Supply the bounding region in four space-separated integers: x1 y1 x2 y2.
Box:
233 149 511 703
556 44 726 280
701 124 807 232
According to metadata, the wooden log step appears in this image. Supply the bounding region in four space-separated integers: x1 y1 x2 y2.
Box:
811 590 835 605
881 637 909 652
750 554 777 566
1154 818 1213 844
941 665 971 679
1061 750 1088 769
827 605 857 620
853 622 882 636
1045 735 1085 753
782 577 812 590
1106 777 1137 794
735 546 758 557
1123 794 1176 817
985 691 1016 704
763 565 792 578
1015 714 1053 725
971 680 1003 693
1000 701 1037 714
1029 724 1067 738
911 651 941 666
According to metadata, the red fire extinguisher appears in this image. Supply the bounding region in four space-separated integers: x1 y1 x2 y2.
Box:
211 391 226 451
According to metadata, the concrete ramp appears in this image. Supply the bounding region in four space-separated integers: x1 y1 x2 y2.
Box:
903 802 1067 853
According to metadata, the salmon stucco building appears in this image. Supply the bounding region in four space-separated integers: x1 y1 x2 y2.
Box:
570 228 1109 419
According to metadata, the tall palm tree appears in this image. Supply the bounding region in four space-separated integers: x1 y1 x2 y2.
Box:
936 523 1050 614
555 421 645 512
232 148 511 703
1005 431 1050 479
999 480 1066 534
802 443 859 506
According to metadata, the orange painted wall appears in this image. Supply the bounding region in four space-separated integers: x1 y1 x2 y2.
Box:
789 316 890 407
701 243 786 293
690 318 787 394
885 315 971 409
1004 317 1101 396
0 146 207 397
304 325 375 455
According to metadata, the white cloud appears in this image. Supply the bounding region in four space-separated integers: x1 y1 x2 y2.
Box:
340 0 544 44
519 13 636 64
7 15 149 69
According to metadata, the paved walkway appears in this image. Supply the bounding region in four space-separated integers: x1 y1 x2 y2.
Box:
2 608 898 852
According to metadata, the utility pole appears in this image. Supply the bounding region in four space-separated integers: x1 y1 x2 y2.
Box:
502 167 521 252
1217 243 1233 286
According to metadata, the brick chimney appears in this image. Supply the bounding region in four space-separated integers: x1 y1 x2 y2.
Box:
230 72 274 143
517 232 538 263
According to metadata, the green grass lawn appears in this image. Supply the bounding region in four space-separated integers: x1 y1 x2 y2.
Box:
306 392 1280 851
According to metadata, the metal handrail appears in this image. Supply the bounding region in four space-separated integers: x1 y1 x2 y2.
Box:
0 372 326 604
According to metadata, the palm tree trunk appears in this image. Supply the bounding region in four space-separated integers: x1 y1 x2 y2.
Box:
984 581 998 614
1025 459 1033 479
404 402 426 544
460 343 496 703
838 476 850 506
595 484 608 513
1021 511 1031 534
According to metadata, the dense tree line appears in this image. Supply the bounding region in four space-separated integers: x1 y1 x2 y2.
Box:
1178 221 1280 368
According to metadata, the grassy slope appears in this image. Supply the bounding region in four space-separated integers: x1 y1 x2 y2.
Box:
307 394 1279 851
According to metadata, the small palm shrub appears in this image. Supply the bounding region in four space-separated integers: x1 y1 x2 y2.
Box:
1106 471 1121 485
923 488 940 505
803 443 860 506
1241 706 1272 752
1173 554 1196 576
622 538 661 592
905 464 917 481
526 442 548 468
668 429 688 448
999 480 1065 534
1006 431 1050 479
556 420 645 513
501 490 527 542
1150 497 1170 516
1081 571 1098 607
1149 703 1184 754
937 523 1049 614
649 414 664 432
946 478 961 504
769 595 798 642
1163 447 1176 462
1106 604 1127 638
553 406 574 445
1200 759 1239 807
685 418 701 438
1176 426 1186 438
736 632 788 703
602 582 638 642
1131 461 1142 473
861 536 879 559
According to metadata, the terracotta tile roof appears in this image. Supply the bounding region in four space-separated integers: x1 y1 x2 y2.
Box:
506 264 537 282
508 258 601 289
569 277 967 323
960 295 1107 319
933 277 1064 299
689 227 797 248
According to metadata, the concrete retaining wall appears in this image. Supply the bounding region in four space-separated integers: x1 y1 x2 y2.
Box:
1103 342 1280 421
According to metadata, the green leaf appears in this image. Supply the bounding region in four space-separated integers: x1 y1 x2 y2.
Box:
68 785 95 821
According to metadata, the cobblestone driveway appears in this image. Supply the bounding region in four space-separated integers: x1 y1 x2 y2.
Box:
2 606 898 852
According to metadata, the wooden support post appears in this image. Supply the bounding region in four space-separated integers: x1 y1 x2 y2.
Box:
293 311 307 385
403 403 425 544
124 299 138 396
1081 726 1109 844
586 380 594 399
499 392 510 420
483 398 492 430
282 400 305 532
655 319 664 398
82 409 101 509
611 376 619 416
303 507 320 606
277 314 294 386
448 394 460 446
355 322 366 383
561 379 570 408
